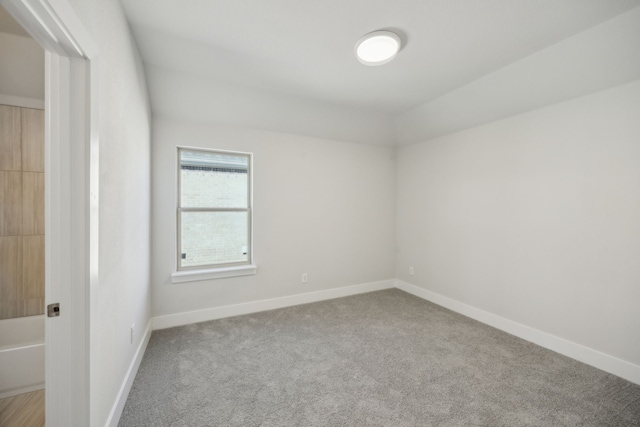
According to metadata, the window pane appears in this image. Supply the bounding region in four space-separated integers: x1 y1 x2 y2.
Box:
180 211 249 267
180 150 248 208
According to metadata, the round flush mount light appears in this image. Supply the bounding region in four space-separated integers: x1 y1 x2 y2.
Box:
355 30 401 66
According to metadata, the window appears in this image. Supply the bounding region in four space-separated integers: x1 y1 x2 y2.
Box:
173 147 255 282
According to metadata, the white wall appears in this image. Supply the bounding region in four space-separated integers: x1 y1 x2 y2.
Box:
396 79 640 367
152 116 396 317
65 1 151 426
0 31 43 104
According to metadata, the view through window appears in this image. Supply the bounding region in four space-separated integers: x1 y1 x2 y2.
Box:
177 148 252 270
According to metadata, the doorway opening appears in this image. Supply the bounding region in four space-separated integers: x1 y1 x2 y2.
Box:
0 5 46 425
0 0 98 425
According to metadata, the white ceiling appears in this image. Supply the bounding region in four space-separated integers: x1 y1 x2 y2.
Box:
122 0 640 145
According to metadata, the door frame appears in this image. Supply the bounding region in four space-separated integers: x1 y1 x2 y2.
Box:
0 0 98 425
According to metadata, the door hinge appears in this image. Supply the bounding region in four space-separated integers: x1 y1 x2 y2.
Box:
47 303 60 317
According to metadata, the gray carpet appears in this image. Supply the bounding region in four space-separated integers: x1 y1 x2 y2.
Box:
119 289 640 426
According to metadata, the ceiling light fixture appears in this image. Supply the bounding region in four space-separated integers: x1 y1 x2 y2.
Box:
355 30 401 66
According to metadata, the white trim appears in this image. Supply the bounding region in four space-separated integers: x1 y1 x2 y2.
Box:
153 279 395 330
0 383 45 400
395 279 640 386
0 93 45 109
105 320 152 427
171 264 257 283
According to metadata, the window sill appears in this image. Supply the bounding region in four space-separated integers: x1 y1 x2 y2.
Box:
171 264 257 283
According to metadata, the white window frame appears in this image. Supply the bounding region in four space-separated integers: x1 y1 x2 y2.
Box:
172 147 256 283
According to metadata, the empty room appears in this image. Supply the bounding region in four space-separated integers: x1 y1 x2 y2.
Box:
1 0 639 426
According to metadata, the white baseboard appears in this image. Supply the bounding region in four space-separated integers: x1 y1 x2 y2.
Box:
144 278 640 388
0 383 44 400
152 279 395 331
395 279 640 386
106 319 153 427
0 93 44 109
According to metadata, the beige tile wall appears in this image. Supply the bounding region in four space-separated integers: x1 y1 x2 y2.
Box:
0 106 21 170
0 105 44 319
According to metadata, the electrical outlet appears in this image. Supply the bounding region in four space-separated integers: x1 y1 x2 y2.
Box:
130 323 135 344
301 273 308 283
409 266 414 276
